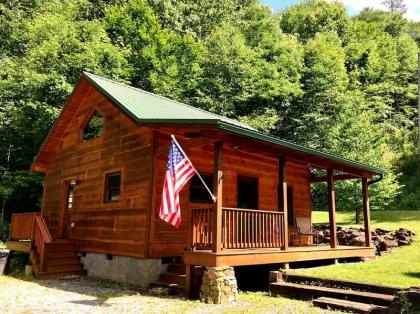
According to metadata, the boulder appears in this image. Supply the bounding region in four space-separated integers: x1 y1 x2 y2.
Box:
349 236 365 246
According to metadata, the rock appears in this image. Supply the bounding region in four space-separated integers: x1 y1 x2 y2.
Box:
379 239 398 251
398 240 409 246
375 227 391 235
349 236 365 246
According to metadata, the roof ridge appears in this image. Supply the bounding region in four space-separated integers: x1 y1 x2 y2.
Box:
82 71 250 129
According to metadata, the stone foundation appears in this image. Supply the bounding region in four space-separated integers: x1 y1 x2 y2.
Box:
80 253 167 289
200 266 238 304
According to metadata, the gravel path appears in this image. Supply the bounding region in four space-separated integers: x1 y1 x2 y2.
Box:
0 276 338 314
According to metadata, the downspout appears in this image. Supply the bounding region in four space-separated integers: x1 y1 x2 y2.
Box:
367 173 384 186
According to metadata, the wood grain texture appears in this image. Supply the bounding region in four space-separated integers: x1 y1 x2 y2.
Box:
149 130 312 257
41 85 153 258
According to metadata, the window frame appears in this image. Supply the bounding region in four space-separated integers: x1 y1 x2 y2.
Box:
104 171 122 203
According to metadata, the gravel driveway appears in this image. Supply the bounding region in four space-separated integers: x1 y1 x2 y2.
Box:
0 276 338 314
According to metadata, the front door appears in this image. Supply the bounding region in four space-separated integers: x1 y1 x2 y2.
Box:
237 176 258 209
59 181 74 239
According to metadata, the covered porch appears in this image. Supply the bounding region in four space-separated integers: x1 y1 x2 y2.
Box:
183 140 376 267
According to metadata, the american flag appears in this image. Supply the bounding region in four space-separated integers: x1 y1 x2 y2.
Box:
159 139 196 228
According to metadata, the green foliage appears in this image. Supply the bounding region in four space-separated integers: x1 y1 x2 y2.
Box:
0 0 418 217
0 221 9 243
280 0 349 42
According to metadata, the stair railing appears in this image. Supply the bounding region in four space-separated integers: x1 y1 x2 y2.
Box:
33 215 52 272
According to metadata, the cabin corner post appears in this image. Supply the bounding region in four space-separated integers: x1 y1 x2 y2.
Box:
327 169 337 248
212 141 223 253
279 157 288 250
362 177 372 247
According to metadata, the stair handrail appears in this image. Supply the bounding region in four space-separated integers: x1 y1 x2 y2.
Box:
33 215 52 272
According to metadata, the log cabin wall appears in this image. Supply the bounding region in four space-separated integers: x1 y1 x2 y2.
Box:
149 132 312 257
41 86 154 258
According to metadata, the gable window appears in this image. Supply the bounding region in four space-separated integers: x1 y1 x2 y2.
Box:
104 172 121 202
82 110 104 141
189 174 213 203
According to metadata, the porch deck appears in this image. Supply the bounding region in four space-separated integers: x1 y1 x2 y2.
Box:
183 245 375 267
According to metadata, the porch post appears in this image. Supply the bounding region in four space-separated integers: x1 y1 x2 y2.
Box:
212 141 223 253
327 169 337 248
279 157 288 250
362 178 372 247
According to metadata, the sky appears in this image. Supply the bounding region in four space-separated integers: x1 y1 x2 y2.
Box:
260 0 420 21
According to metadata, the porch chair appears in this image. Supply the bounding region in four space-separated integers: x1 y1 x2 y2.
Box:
289 216 319 246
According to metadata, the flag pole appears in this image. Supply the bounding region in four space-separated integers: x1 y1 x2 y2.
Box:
171 134 216 203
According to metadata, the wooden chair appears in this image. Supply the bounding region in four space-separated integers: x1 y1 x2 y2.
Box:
289 216 319 246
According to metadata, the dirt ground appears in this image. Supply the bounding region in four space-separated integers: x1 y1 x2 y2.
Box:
0 275 338 314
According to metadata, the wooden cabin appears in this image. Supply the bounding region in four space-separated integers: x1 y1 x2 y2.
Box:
8 72 383 293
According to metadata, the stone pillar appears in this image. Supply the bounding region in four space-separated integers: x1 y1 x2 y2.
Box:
200 266 238 304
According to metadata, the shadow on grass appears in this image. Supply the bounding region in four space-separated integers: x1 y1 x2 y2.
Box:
404 272 420 280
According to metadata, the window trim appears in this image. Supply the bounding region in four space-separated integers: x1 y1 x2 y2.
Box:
104 171 122 203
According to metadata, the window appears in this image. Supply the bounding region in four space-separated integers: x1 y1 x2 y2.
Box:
66 185 74 209
82 110 104 141
104 172 121 202
237 176 258 209
189 174 213 203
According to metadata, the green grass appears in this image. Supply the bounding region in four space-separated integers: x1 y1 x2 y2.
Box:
298 211 420 288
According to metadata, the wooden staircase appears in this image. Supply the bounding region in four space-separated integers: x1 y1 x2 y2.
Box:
270 272 401 313
150 263 187 295
9 212 85 279
150 263 205 297
30 239 85 279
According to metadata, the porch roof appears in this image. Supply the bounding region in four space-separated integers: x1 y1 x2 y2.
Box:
83 72 385 177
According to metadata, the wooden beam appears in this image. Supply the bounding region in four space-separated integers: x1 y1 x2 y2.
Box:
184 264 195 299
327 169 337 248
212 141 223 253
362 178 372 247
279 157 288 250
310 173 360 183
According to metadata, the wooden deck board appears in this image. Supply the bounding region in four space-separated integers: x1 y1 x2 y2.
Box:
183 245 375 266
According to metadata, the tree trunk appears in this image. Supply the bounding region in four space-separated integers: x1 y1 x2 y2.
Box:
355 207 361 224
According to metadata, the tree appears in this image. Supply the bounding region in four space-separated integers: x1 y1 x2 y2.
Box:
382 0 407 13
280 0 349 42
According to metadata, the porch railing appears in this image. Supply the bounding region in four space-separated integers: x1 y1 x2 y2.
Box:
191 207 285 250
10 212 39 240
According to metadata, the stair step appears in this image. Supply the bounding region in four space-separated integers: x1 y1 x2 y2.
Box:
36 269 87 280
270 282 395 306
160 272 186 285
47 251 77 258
45 257 81 266
46 243 76 251
150 281 184 292
167 264 186 275
284 272 401 295
45 263 84 273
313 297 388 314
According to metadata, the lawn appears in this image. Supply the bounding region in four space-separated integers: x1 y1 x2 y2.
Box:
298 210 420 288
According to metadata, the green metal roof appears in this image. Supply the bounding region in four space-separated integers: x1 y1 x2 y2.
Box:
83 72 252 130
83 72 385 176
